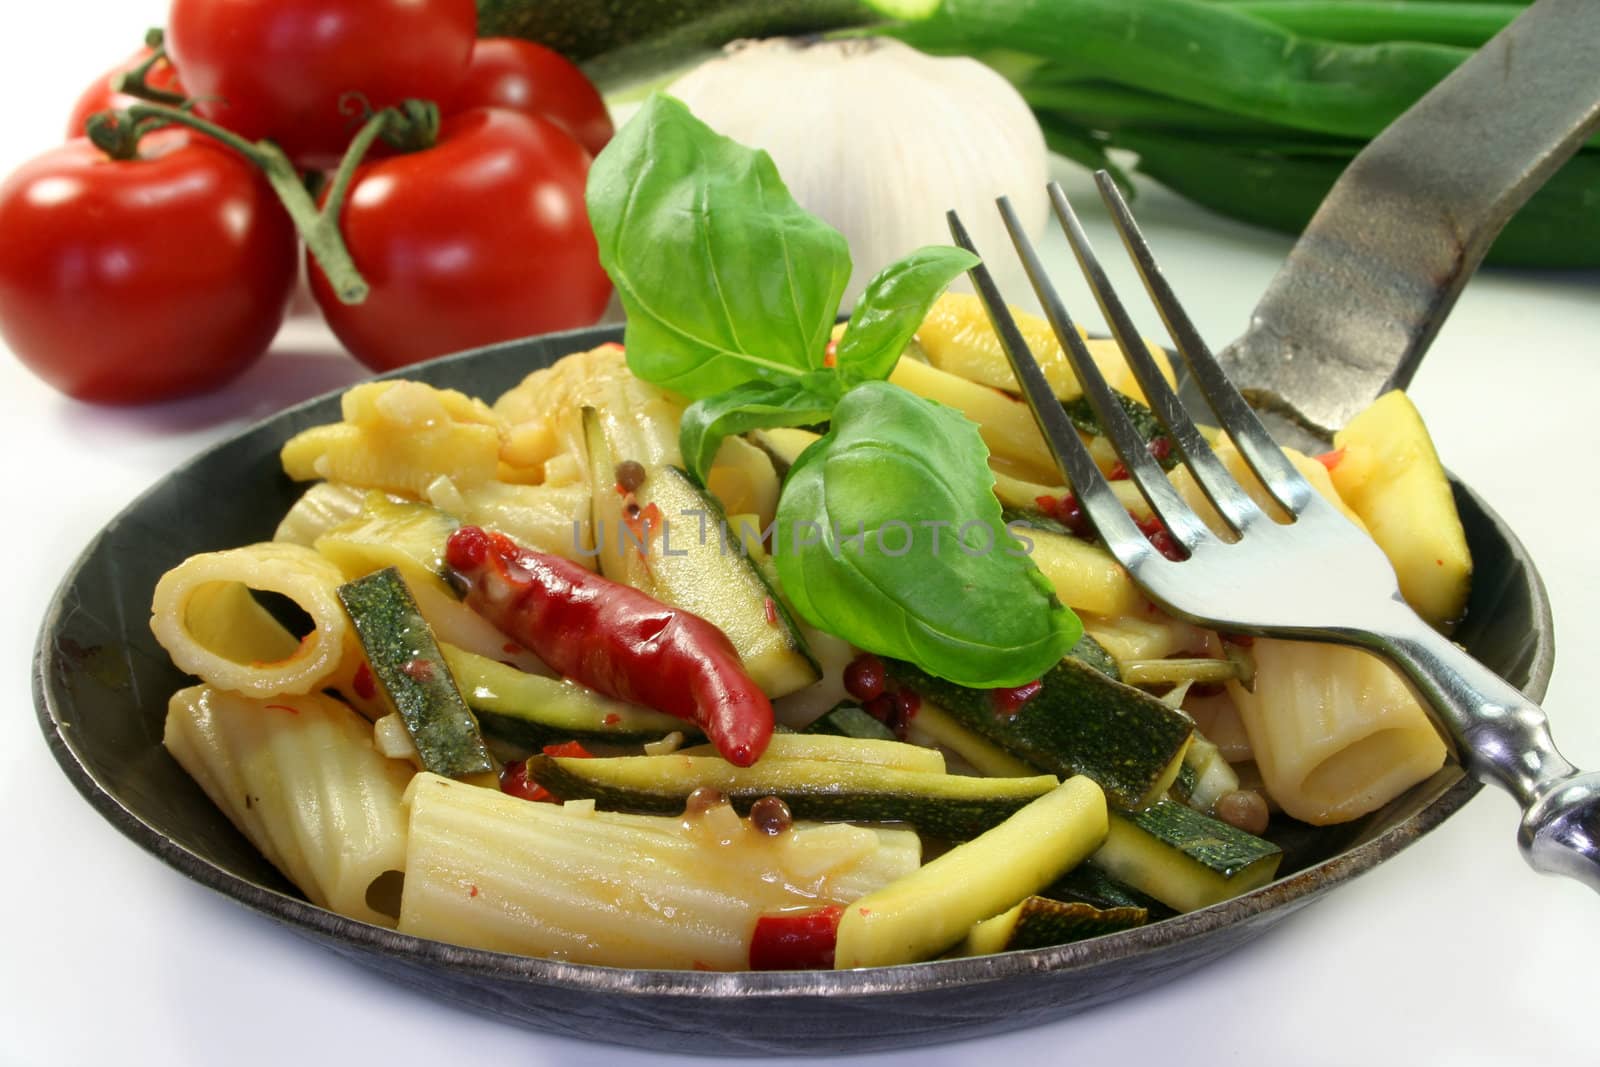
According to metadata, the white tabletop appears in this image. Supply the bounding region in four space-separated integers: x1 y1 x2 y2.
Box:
4 5 1597 1065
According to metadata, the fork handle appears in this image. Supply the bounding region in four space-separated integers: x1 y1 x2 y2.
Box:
1369 607 1600 892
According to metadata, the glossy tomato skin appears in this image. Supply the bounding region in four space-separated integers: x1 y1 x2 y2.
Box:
167 0 477 171
0 132 298 404
450 38 614 157
66 48 184 139
308 108 611 372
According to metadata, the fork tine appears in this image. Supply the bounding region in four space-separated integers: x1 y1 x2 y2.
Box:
945 209 1149 559
1091 171 1317 515
1047 181 1267 536
994 195 1212 555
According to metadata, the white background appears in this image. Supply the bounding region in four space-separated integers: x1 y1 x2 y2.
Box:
2 4 1597 1065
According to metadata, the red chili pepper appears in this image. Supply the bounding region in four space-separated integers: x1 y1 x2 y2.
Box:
749 905 844 970
446 526 774 766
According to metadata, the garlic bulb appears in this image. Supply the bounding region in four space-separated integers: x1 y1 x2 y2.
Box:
665 37 1049 307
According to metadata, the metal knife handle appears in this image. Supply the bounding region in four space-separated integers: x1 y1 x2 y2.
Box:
1219 0 1600 441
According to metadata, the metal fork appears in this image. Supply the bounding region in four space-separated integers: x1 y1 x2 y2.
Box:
947 176 1600 893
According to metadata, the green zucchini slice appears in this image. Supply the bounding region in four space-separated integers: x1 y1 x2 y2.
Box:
440 643 689 746
888 654 1193 809
833 776 1108 968
1060 393 1178 470
961 896 1149 956
803 702 898 742
747 426 820 478
584 408 820 698
1170 733 1241 814
525 754 1061 840
338 567 492 779
676 732 945 773
1043 863 1176 920
1091 799 1283 913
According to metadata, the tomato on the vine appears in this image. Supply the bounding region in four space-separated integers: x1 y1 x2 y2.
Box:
307 108 611 372
66 48 184 139
166 0 477 170
0 130 298 404
450 38 614 157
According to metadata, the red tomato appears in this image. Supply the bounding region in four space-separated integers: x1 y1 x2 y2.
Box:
66 48 185 139
166 0 477 171
307 108 611 372
450 38 614 157
0 131 298 404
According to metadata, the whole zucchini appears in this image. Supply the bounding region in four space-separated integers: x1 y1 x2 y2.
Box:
477 0 880 85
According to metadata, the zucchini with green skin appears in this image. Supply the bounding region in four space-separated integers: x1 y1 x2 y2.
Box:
1091 798 1282 912
439 643 689 746
477 0 878 86
887 655 1192 809
1171 732 1241 814
833 775 1107 967
678 731 945 772
961 896 1148 955
803 701 899 742
585 408 821 699
906 701 1040 778
747 426 821 479
1043 862 1175 919
1060 392 1177 470
337 568 493 779
525 754 1061 839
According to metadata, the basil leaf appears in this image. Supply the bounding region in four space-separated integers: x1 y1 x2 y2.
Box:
586 94 851 399
679 374 843 485
774 382 1082 688
834 246 980 384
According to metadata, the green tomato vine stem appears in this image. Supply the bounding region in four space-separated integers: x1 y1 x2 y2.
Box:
91 30 452 306
89 100 409 305
109 28 188 108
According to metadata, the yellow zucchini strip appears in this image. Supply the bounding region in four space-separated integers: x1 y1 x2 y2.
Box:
833 776 1107 968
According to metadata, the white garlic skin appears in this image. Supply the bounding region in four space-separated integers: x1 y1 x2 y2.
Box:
666 37 1050 308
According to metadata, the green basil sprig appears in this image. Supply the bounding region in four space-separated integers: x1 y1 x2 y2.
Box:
586 93 1080 687
678 374 840 488
775 383 1082 687
587 94 849 400
589 95 977 481
833 245 982 385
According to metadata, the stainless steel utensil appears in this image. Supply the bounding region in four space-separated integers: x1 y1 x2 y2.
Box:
947 178 1600 892
1214 0 1600 451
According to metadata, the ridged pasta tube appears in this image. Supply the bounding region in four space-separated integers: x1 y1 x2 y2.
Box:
398 773 921 969
495 344 684 486
1227 639 1446 824
280 381 505 497
150 542 349 697
273 482 371 546
164 686 413 926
